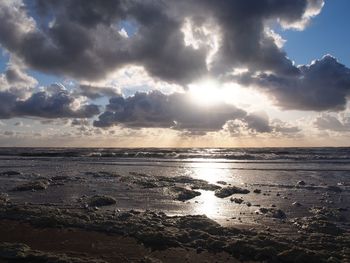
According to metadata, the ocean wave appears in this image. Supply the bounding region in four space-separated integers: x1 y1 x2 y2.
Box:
0 147 350 161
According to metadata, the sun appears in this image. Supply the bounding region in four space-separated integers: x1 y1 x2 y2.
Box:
188 79 223 105
188 79 273 111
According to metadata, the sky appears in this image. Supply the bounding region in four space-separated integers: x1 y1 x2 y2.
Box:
0 0 350 147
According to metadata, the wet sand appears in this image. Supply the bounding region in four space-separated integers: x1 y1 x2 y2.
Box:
0 219 241 263
0 155 349 262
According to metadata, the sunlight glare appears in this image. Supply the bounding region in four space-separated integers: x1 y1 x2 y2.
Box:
188 79 272 110
189 79 223 106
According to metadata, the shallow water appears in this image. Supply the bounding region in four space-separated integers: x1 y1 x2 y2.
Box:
0 147 349 232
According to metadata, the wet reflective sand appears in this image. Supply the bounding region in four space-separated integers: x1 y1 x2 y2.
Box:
0 152 349 262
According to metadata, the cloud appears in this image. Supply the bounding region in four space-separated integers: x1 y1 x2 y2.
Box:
93 90 302 136
0 84 100 119
239 55 350 111
224 115 300 137
71 118 90 126
0 62 38 98
0 0 207 85
76 84 121 100
244 112 272 133
314 114 350 132
272 119 301 134
94 90 246 133
0 0 324 87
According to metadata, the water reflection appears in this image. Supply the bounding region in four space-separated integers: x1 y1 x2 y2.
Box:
193 190 222 217
188 159 232 183
187 160 232 218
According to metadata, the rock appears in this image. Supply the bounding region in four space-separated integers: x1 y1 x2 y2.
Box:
170 187 201 201
245 202 252 207
292 202 302 207
230 197 244 204
12 180 49 191
258 208 269 214
297 180 306 186
216 181 227 185
272 209 286 219
88 195 116 207
51 175 69 181
0 193 9 204
121 173 221 191
256 207 286 219
214 186 250 198
253 189 261 194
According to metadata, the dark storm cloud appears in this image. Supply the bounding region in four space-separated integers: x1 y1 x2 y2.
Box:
0 88 100 119
93 90 299 134
244 112 272 133
237 55 350 111
185 0 312 76
77 84 121 100
5 0 349 117
0 0 322 86
93 90 246 132
0 0 207 84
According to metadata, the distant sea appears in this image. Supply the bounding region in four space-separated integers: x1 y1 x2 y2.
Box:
1 147 350 161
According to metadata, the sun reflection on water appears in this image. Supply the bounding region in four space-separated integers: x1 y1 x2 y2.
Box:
187 160 234 218
193 190 222 217
189 159 232 183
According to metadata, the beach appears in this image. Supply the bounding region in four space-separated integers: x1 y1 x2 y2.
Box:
0 148 349 262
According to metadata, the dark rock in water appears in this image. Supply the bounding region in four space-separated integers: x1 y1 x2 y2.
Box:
292 202 302 207
88 195 116 207
271 209 286 219
309 206 345 222
120 173 221 191
297 180 306 186
230 197 244 204
12 180 49 191
256 207 286 219
163 176 220 191
292 213 345 236
216 181 227 185
0 193 9 204
253 189 261 194
326 186 342 192
170 187 201 201
215 186 250 198
51 175 69 181
0 171 21 176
